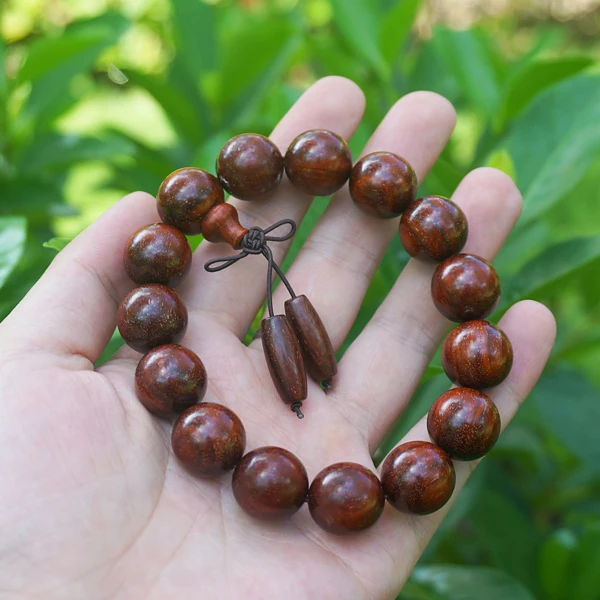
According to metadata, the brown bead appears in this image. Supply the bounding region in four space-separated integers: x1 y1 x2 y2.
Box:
308 462 385 534
135 344 207 417
172 403 246 477
200 203 248 249
157 167 224 235
442 320 513 389
124 223 192 288
399 196 468 261
261 315 307 417
381 441 456 515
427 388 501 461
216 133 283 200
431 254 501 322
349 151 417 219
284 295 337 386
232 447 308 520
117 284 188 354
284 129 352 196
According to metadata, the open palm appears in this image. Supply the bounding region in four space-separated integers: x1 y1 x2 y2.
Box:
0 77 556 600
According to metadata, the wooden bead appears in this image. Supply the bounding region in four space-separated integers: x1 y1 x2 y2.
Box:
399 196 468 261
261 315 307 414
308 462 385 534
216 133 283 200
124 223 192 288
117 284 188 354
442 320 513 389
232 447 308 520
381 441 455 515
284 295 337 386
349 151 417 219
431 254 501 322
157 168 224 235
284 129 352 196
427 388 501 461
200 203 248 249
135 344 207 417
172 403 246 477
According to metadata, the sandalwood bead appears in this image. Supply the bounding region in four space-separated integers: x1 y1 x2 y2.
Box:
284 130 352 196
431 254 501 322
232 447 308 520
217 133 283 200
117 284 188 354
135 344 207 417
399 196 468 261
172 403 246 477
308 463 385 535
381 441 455 515
157 168 224 235
200 203 248 249
349 151 417 219
427 388 501 461
124 223 192 288
442 320 513 389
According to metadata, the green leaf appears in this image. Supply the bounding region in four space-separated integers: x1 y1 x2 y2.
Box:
571 523 600 600
0 179 76 221
330 0 390 82
0 217 27 290
409 565 536 600
43 237 71 252
539 529 577 600
507 75 600 226
379 0 421 65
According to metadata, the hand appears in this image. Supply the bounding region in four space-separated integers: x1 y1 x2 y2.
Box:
0 77 556 600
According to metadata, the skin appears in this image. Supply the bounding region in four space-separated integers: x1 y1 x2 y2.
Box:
0 77 556 600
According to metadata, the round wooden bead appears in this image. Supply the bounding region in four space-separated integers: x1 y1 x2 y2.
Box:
172 403 246 477
349 151 417 219
442 320 513 389
381 441 455 515
232 447 308 520
216 133 283 200
117 284 188 354
399 196 468 261
157 168 224 235
135 344 207 417
308 462 385 534
124 223 192 288
427 388 501 461
284 129 352 196
431 254 501 322
200 203 248 249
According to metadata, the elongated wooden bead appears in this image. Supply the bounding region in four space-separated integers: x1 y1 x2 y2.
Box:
284 295 337 386
261 315 307 416
200 203 249 249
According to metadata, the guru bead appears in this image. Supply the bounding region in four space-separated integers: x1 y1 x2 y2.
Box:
308 462 385 534
284 129 352 196
442 320 513 389
117 284 188 354
135 344 207 417
124 223 192 288
200 203 248 249
381 441 456 515
431 254 501 322
157 168 224 235
217 133 284 200
284 295 337 386
232 447 308 520
399 196 468 261
349 151 417 219
172 403 246 477
427 388 501 461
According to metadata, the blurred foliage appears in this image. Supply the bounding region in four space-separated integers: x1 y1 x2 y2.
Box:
2 0 600 598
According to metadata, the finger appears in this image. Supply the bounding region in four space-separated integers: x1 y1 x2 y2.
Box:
377 301 556 576
254 91 456 350
334 168 523 448
182 77 366 337
0 192 158 365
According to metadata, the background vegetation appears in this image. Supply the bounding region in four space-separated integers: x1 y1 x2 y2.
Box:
2 0 600 598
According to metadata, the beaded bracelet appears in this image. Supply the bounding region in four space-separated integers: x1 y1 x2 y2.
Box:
117 129 513 535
